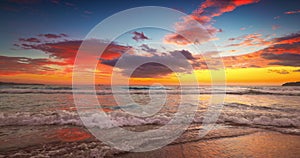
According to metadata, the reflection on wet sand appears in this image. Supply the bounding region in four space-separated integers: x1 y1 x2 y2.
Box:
1 125 300 157
117 132 300 158
55 127 91 142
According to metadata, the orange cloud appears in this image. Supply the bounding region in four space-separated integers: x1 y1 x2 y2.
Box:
0 55 66 75
3 30 300 85
4 37 131 78
164 0 260 45
226 33 271 47
193 0 260 20
193 32 300 69
16 37 130 64
224 33 300 68
273 32 300 45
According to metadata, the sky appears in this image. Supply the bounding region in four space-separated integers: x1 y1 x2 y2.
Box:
0 0 300 85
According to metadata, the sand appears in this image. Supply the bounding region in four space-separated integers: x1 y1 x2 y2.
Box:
116 131 300 158
1 125 300 157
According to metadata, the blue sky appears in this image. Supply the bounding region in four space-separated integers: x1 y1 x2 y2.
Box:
1 0 300 57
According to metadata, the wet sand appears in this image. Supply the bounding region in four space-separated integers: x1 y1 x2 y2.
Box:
117 131 300 158
1 125 300 157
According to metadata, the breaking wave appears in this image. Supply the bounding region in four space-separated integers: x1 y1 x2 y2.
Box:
0 88 299 96
1 102 299 134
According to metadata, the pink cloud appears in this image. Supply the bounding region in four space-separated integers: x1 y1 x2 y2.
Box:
284 9 300 15
272 25 281 30
226 33 271 47
164 0 260 45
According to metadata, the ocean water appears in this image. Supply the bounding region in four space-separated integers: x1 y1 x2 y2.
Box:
0 84 300 157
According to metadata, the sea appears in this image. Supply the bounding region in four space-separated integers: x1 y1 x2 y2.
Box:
0 84 300 157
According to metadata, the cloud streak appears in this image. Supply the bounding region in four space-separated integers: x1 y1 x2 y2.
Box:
284 9 300 15
0 55 66 75
38 33 68 39
220 32 300 68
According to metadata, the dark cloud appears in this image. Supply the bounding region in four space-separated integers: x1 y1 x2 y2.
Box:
191 60 208 69
38 33 68 39
131 62 173 78
170 49 195 60
19 40 81 64
101 51 193 78
17 38 130 65
140 44 157 53
100 58 118 67
272 32 300 44
18 33 69 47
249 64 261 68
132 31 149 42
268 69 290 74
9 37 131 76
293 69 300 72
262 53 300 66
19 37 40 43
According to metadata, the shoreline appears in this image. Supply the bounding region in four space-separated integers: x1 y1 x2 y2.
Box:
1 125 300 157
116 131 300 158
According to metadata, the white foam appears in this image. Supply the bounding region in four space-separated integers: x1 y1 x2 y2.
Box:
1 110 299 129
1 86 300 96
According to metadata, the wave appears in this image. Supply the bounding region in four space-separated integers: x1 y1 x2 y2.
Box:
1 89 299 96
1 85 300 96
1 104 299 134
223 102 300 113
124 86 173 90
0 85 73 90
